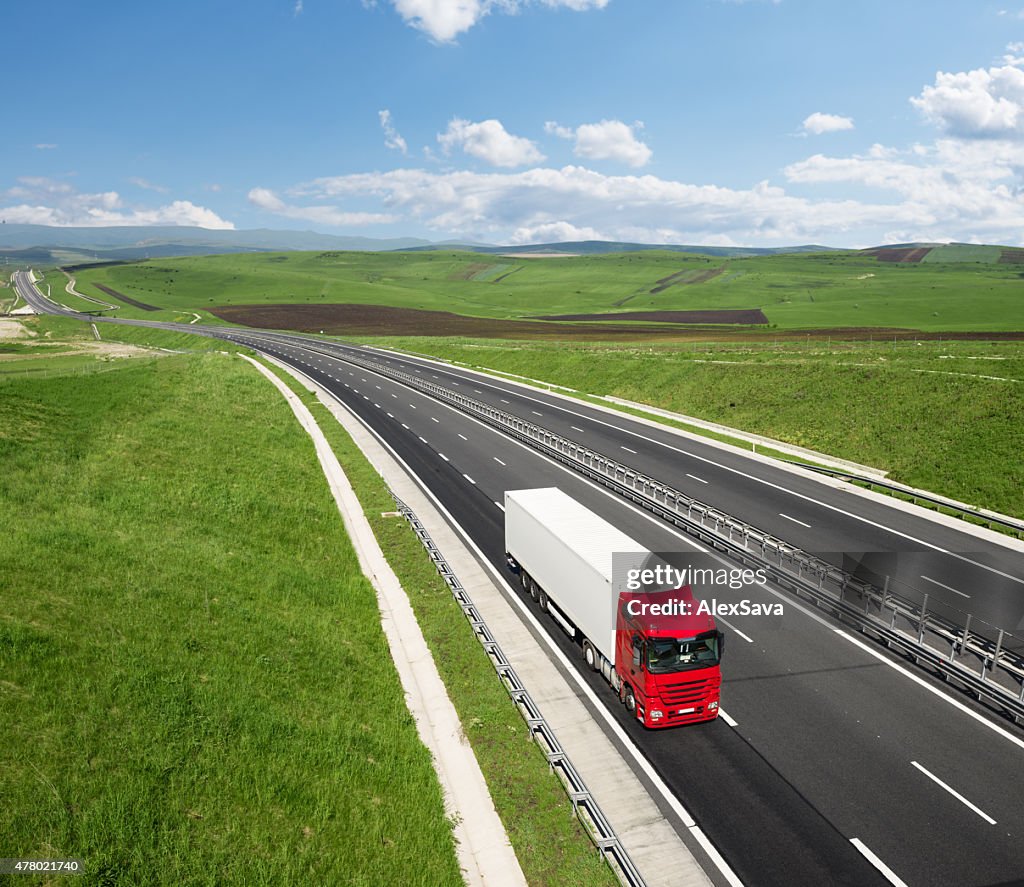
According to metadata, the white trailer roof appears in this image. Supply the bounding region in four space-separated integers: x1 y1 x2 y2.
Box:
505 488 647 580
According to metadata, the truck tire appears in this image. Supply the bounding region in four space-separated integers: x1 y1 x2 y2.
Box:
583 641 598 671
520 570 530 592
623 684 636 715
529 578 539 602
538 589 549 613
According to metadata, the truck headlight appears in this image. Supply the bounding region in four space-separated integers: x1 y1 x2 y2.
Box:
708 701 718 710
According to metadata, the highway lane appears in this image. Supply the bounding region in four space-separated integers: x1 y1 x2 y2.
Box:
15 271 1024 885
294 339 1024 641
246 333 1024 887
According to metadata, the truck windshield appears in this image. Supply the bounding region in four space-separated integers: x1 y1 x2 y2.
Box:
647 632 720 673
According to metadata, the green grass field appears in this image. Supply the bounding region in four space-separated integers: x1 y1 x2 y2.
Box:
71 245 1024 333
365 336 1024 518
0 351 464 885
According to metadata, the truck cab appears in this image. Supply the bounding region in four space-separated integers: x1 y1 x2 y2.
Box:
616 586 723 727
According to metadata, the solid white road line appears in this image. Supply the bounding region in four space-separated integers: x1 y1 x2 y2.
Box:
910 761 997 824
715 617 753 643
779 513 812 528
718 709 738 728
850 839 908 887
921 575 971 599
687 473 709 484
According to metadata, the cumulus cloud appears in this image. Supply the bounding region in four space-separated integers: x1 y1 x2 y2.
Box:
248 187 397 226
389 0 607 43
379 109 408 154
802 112 854 135
0 178 233 228
911 61 1024 138
545 119 652 166
438 118 545 167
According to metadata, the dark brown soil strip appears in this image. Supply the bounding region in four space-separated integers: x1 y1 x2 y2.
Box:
533 309 768 324
650 266 725 294
998 249 1024 264
862 247 933 264
93 283 161 312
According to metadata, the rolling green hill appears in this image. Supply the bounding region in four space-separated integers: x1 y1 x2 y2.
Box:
67 245 1024 333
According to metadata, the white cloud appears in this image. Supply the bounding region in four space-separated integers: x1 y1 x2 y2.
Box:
0 178 233 228
545 119 652 166
910 62 1024 138
509 220 607 244
34 143 57 150
437 118 545 167
388 0 607 43
248 187 397 226
379 109 408 155
802 112 854 135
128 176 170 194
294 0 303 13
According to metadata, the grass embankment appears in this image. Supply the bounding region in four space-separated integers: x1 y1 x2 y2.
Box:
74 247 1024 332
0 352 463 885
257 356 617 887
365 337 1024 518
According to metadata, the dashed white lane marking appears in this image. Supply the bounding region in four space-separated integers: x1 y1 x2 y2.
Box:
493 457 506 466
718 709 738 728
410 404 417 409
910 761 996 824
458 433 468 440
401 423 409 429
779 513 812 528
431 416 440 423
850 839 908 887
501 399 510 404
921 575 970 599
418 436 428 443
463 474 476 485
571 425 585 433
387 413 394 418
686 473 709 484
439 453 450 462
715 616 753 643
494 501 505 511
621 446 637 454
532 411 543 416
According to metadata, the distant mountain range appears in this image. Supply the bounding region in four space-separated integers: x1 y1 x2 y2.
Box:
0 223 992 266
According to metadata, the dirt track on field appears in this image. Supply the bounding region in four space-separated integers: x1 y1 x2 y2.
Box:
533 308 768 324
94 284 161 312
210 303 1024 342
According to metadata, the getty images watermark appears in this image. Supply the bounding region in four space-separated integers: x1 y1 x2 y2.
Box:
614 553 785 620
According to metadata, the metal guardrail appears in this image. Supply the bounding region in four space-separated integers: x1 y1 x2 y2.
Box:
319 345 1024 726
783 460 1024 537
390 493 647 887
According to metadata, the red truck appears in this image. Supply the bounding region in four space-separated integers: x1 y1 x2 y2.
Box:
505 487 723 728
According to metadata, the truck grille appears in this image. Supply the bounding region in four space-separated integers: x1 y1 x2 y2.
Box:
660 678 716 706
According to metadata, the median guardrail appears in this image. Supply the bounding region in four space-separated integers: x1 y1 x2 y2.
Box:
310 344 1024 727
391 493 647 887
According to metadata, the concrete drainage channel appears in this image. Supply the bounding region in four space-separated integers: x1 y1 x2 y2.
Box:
392 492 647 887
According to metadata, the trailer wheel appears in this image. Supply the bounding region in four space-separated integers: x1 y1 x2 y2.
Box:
538 589 549 613
583 641 598 671
623 685 636 715
529 578 539 602
520 570 530 592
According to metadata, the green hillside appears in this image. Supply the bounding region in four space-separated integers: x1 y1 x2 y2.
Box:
68 246 1024 333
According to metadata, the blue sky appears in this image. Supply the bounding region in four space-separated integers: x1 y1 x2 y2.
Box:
5 0 1024 246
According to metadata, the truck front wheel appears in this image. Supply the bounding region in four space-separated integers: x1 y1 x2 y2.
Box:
623 684 636 715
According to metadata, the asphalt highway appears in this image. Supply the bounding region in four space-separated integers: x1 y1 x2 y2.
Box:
13 271 1024 887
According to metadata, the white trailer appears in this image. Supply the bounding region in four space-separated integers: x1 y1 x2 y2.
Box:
504 487 647 669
